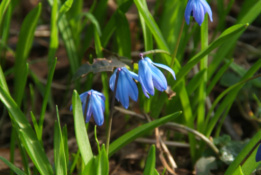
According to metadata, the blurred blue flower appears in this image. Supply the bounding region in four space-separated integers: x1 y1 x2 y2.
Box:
74 89 105 126
138 57 176 98
110 67 139 109
256 144 261 162
185 0 213 26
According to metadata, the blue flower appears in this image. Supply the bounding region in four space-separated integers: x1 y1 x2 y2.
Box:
110 67 139 109
256 144 261 162
185 0 213 26
138 57 176 98
74 89 105 126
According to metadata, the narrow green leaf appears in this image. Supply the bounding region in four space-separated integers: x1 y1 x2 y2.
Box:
225 131 261 175
97 145 109 175
54 106 67 175
14 3 42 106
109 111 182 157
144 145 156 175
0 0 10 26
0 86 53 175
72 90 93 165
0 157 26 175
186 69 206 96
59 0 73 16
48 0 59 63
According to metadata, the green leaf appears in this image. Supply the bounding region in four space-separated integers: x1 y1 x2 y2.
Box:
48 0 59 63
97 144 109 175
54 106 67 175
109 111 182 157
144 145 156 175
0 85 53 175
0 157 26 175
59 0 73 16
0 0 10 26
72 90 93 165
14 3 42 106
225 131 261 175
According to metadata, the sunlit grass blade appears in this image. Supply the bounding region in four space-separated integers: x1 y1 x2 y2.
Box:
186 69 206 96
62 125 69 166
144 145 156 175
0 157 26 175
72 90 93 165
109 111 182 157
59 0 73 17
0 86 53 175
0 0 10 26
14 3 41 106
173 23 248 89
225 131 261 175
48 0 58 64
54 106 67 175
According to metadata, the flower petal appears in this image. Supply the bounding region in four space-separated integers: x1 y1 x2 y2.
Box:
152 62 176 80
149 64 167 91
184 0 193 24
201 0 213 22
89 94 104 126
139 59 154 95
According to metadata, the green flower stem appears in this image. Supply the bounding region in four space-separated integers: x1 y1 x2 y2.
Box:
106 70 120 154
197 17 208 132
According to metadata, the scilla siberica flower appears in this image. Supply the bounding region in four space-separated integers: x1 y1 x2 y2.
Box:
185 0 213 26
72 89 105 126
138 57 176 98
110 67 139 109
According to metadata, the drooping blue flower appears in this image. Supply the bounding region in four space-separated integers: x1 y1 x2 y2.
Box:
138 57 176 98
256 144 261 162
72 89 105 126
109 67 139 109
185 0 213 26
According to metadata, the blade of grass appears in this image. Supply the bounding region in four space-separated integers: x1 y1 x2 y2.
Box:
54 106 67 175
144 145 156 175
0 0 10 26
72 90 93 165
197 18 208 132
14 3 42 106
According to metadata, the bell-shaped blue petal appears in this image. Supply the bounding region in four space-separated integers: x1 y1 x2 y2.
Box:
76 89 105 126
109 67 139 109
185 0 213 26
256 144 261 162
138 57 176 98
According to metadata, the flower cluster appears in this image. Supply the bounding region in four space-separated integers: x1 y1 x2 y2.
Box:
74 55 176 126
